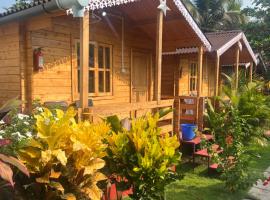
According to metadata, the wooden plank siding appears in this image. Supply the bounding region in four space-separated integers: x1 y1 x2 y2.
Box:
0 23 21 105
161 53 216 98
18 14 156 106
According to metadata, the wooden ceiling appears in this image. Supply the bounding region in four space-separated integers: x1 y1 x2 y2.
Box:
220 41 254 65
109 0 204 52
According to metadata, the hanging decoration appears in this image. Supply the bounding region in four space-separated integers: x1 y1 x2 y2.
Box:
157 0 171 16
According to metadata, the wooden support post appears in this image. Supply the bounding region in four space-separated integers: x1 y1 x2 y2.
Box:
155 10 163 103
196 46 203 129
249 62 253 83
173 57 180 137
235 43 240 90
80 12 90 112
215 55 220 96
21 27 32 113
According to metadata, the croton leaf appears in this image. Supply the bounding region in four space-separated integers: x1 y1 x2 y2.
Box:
0 160 14 187
52 149 67 166
50 168 61 179
49 181 65 194
0 154 29 177
36 173 50 184
61 193 76 200
84 158 105 175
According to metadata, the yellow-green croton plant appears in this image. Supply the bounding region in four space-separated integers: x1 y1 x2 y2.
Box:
18 107 109 200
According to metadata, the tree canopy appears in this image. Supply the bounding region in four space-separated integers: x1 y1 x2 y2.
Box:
242 0 270 63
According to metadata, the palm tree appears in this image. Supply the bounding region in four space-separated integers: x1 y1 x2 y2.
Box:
221 0 247 30
183 0 246 32
193 0 227 31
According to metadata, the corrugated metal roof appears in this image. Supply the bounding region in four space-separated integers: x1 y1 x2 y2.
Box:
0 0 52 18
205 30 242 52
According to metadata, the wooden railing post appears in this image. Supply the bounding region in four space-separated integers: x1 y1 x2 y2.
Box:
80 11 90 118
155 9 163 104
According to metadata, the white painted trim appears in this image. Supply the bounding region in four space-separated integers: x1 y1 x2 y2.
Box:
242 34 258 65
172 0 211 51
87 0 212 51
216 33 242 56
163 47 198 55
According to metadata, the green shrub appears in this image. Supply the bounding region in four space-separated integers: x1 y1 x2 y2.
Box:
18 107 110 200
105 113 181 200
205 75 270 192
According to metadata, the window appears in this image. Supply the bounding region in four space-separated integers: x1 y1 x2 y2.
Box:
76 41 112 96
189 62 198 93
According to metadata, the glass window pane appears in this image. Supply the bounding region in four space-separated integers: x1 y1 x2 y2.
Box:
89 44 95 68
99 71 104 92
89 71 95 93
98 46 104 68
105 71 110 92
105 47 110 69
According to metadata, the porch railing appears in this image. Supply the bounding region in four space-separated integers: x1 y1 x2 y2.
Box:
173 96 207 133
82 100 174 134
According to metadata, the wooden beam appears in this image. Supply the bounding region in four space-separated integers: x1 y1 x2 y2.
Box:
155 10 164 103
249 62 253 82
197 46 203 129
21 25 33 113
133 14 183 27
215 55 220 96
80 12 89 110
235 43 240 90
173 56 181 135
197 46 203 97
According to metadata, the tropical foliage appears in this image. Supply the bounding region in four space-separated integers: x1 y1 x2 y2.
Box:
184 0 245 31
18 107 110 200
0 141 29 189
205 75 270 191
243 0 270 62
105 113 181 200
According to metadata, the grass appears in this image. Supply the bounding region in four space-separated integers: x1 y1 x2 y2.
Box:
165 142 270 200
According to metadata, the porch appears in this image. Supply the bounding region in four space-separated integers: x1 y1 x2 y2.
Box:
82 99 174 134
75 0 211 135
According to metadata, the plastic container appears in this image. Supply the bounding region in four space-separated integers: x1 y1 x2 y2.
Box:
181 124 197 141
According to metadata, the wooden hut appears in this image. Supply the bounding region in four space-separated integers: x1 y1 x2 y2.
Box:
161 30 258 131
0 0 212 134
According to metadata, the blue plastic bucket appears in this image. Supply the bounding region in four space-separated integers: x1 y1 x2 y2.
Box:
181 124 197 141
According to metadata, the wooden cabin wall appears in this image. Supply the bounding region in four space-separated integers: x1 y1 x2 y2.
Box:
83 16 155 105
161 53 215 98
0 23 21 106
28 16 74 103
25 14 155 106
179 54 214 97
161 55 178 98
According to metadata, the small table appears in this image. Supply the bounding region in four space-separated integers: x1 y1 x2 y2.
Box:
194 144 223 169
182 134 214 162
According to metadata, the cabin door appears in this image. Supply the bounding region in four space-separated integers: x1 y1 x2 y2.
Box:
131 50 151 103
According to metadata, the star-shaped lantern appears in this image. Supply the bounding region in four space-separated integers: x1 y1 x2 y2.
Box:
158 0 171 16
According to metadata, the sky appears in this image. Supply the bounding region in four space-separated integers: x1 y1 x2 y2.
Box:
0 0 255 13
